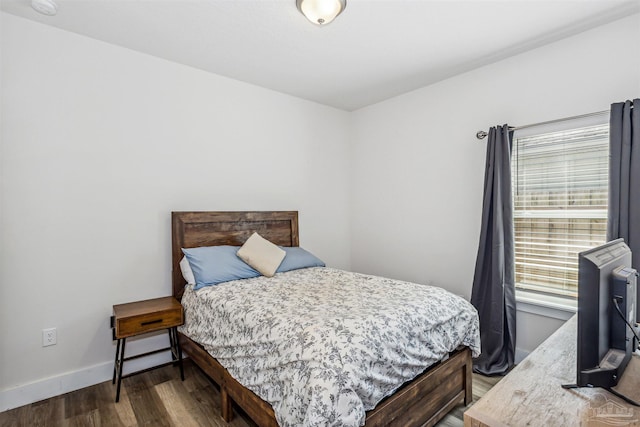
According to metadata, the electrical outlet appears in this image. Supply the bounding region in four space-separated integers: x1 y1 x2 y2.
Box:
42 328 57 347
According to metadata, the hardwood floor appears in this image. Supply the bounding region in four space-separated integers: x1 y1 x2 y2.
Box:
0 360 502 427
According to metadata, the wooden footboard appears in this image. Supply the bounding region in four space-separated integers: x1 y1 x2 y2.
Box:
180 332 472 427
366 347 472 427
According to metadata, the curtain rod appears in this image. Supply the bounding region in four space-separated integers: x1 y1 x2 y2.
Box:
475 109 610 140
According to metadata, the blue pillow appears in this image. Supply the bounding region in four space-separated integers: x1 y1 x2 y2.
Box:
182 246 260 290
276 247 325 273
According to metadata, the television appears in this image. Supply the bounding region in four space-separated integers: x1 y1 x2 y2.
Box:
573 238 638 390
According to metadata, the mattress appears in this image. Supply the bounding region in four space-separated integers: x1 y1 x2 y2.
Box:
179 267 480 427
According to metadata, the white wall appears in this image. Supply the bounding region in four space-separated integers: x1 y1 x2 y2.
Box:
350 14 640 357
0 12 351 409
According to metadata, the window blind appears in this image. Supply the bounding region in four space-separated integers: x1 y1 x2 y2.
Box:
512 124 609 298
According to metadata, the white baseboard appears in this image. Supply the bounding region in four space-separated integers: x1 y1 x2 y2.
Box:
1 336 174 412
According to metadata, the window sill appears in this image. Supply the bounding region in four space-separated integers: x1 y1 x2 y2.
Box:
515 290 576 321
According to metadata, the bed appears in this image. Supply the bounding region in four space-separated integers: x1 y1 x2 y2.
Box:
172 211 478 427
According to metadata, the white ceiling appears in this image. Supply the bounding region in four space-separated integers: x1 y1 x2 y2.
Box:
2 0 639 111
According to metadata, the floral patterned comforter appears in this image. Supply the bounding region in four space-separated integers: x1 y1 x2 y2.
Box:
179 267 480 427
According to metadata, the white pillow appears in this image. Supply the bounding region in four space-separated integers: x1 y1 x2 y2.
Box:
237 232 286 277
180 256 196 285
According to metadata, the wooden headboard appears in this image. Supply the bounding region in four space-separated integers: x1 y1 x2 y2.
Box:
171 211 299 299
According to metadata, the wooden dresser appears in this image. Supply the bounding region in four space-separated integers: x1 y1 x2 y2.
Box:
464 315 640 427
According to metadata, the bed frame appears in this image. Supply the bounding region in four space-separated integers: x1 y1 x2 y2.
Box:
171 211 472 427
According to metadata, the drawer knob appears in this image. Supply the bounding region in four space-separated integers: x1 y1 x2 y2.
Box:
140 319 163 326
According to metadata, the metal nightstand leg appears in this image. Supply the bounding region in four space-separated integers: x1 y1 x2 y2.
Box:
176 329 184 381
168 327 177 361
115 337 126 403
169 327 185 381
112 338 120 385
112 327 184 402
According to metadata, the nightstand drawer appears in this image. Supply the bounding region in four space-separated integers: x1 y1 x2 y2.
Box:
112 296 184 339
115 308 183 337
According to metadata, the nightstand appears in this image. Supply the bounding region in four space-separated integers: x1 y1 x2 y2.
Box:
111 296 184 402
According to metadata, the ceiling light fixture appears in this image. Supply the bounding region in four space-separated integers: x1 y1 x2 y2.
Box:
296 0 346 26
31 0 57 16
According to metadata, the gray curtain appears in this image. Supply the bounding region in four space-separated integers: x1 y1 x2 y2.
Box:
470 125 516 375
608 99 639 321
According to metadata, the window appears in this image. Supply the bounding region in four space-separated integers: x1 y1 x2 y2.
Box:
512 119 609 299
